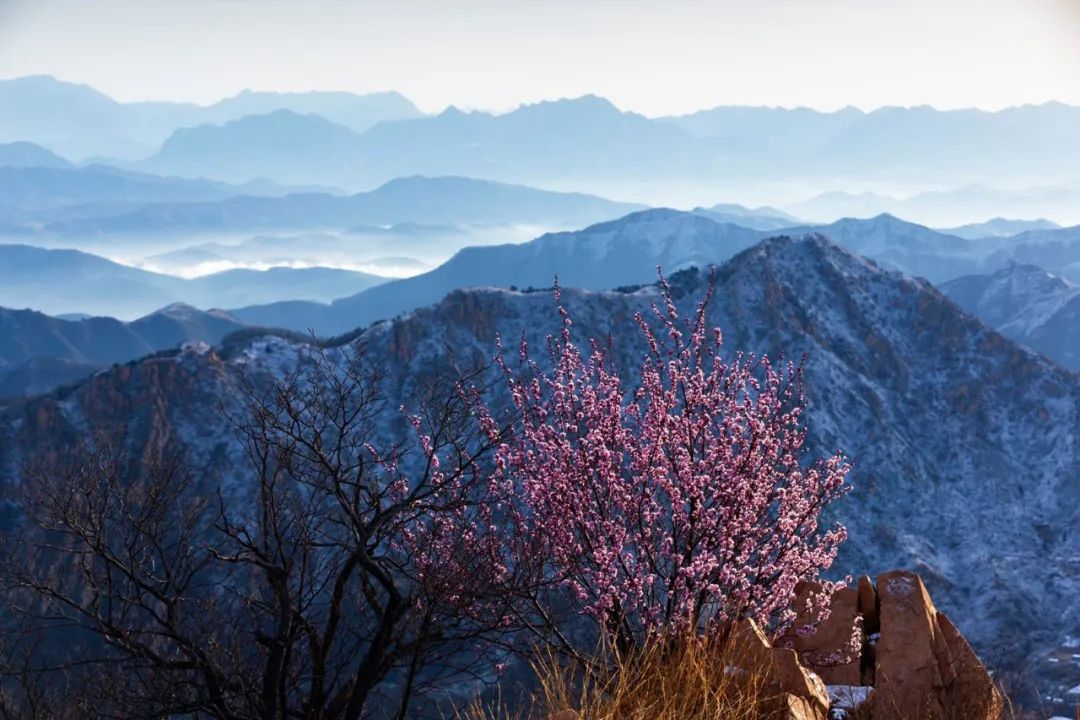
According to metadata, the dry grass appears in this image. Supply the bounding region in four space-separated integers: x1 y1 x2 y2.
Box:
459 633 775 720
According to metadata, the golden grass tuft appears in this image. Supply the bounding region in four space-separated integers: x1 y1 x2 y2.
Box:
460 633 774 720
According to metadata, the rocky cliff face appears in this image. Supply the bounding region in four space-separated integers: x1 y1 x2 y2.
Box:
3 235 1078 696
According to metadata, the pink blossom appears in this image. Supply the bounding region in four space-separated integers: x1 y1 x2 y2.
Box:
492 271 852 642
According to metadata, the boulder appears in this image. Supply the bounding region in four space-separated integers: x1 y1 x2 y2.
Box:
936 611 1003 719
871 570 1001 720
777 692 827 720
780 582 863 685
729 619 829 720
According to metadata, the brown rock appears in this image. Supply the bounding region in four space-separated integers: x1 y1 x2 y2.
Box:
728 619 829 719
780 582 862 685
872 570 1000 720
936 611 1004 719
873 571 943 718
775 692 826 720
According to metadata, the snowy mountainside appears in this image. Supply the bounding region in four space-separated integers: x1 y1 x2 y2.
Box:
942 263 1080 369
3 235 1079 689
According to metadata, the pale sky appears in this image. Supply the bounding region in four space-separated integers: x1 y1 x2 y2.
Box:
1 0 1078 115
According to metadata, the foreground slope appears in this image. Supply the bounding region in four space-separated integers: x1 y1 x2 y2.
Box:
3 236 1078 688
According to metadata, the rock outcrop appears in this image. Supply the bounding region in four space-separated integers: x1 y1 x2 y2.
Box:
784 570 1002 720
729 618 832 719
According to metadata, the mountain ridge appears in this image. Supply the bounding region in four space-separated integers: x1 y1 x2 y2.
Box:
4 234 1076 697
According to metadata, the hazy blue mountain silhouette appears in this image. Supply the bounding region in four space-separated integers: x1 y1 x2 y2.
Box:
198 89 421 132
940 218 1062 239
140 110 366 186
0 141 73 168
0 76 423 161
41 175 644 235
0 244 387 318
143 96 716 187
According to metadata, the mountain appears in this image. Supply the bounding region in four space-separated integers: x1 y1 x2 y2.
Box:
660 105 865 170
230 209 765 333
0 303 246 398
4 236 1077 696
6 76 1080 196
940 218 1062 239
692 202 802 230
185 266 387 308
199 89 422 133
815 103 1080 176
776 213 979 283
664 102 1080 186
0 245 388 318
138 96 715 188
0 76 424 162
0 75 202 160
39 176 644 236
0 245 182 317
231 210 987 334
788 185 1080 227
0 164 343 219
0 165 249 212
0 141 72 168
346 96 715 187
141 110 367 187
941 263 1080 370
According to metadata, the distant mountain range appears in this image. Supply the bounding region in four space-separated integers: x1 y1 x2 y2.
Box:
139 110 370 187
691 202 801 230
0 162 322 215
939 217 1062 239
232 210 1080 335
10 206 1080 332
0 303 246 398
134 96 1080 192
31 175 645 236
126 95 714 188
0 244 388 318
942 263 1080 370
4 235 1077 696
6 76 1080 206
0 75 421 161
663 102 1080 178
788 185 1080 227
229 209 766 332
0 141 72 169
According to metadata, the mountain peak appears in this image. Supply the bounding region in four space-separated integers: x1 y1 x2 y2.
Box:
512 94 623 118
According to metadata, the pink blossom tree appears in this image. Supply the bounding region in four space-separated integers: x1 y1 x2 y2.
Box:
490 273 852 648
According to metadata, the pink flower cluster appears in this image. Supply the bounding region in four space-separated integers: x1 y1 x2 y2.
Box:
490 274 851 641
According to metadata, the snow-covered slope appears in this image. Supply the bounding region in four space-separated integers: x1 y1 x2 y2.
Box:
942 263 1080 369
5 235 1079 694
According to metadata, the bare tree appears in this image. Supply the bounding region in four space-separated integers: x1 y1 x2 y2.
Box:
0 348 533 720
